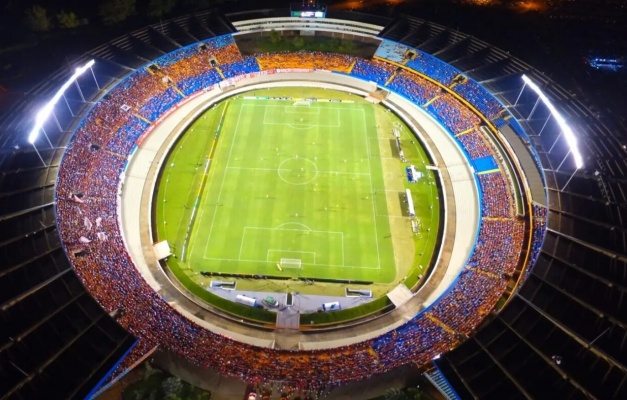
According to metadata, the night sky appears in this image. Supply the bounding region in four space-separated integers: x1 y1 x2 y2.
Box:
1 0 625 136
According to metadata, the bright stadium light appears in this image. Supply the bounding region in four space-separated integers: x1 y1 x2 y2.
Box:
521 75 584 169
28 59 95 144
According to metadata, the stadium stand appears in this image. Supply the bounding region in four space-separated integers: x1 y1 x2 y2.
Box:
428 269 507 336
385 69 441 105
452 78 503 120
220 56 260 78
50 35 529 392
374 40 410 64
2 7 625 400
349 59 395 85
404 52 458 86
256 52 354 73
468 219 525 276
427 95 481 134
137 87 184 122
107 117 151 155
478 173 514 218
456 128 492 160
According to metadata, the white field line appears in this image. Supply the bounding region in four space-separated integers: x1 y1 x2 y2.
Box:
165 127 202 246
226 166 370 176
262 120 340 128
243 103 365 112
162 136 187 238
283 106 320 114
200 105 244 259
341 231 345 267
238 227 354 268
362 107 382 269
179 119 218 260
266 249 316 264
197 103 383 272
201 257 381 270
242 226 344 235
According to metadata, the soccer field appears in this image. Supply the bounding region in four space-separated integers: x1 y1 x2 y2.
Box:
156 88 440 289
194 97 395 283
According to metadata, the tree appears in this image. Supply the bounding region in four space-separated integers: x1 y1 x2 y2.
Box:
147 0 177 18
99 0 136 25
292 35 305 49
338 39 355 53
384 388 412 400
56 10 81 29
406 387 422 400
161 376 183 400
24 5 51 32
269 29 282 45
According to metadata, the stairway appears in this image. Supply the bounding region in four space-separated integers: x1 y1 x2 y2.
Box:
424 369 461 400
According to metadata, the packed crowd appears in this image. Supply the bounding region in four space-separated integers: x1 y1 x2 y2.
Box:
374 39 506 129
213 42 245 65
468 219 525 276
256 52 355 73
405 52 457 86
428 95 481 134
372 317 456 369
158 37 238 95
220 56 260 78
374 39 458 85
479 173 514 218
106 117 150 155
178 69 223 96
138 87 183 122
456 129 493 160
54 35 537 390
350 59 395 86
427 269 508 335
155 35 234 68
453 79 503 120
386 70 440 105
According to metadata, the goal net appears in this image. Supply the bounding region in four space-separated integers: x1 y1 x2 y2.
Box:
280 258 302 269
293 99 311 107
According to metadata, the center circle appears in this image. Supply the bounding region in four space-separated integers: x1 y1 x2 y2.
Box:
277 157 318 185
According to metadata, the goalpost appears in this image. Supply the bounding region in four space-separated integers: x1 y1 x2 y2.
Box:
280 258 302 269
293 99 311 107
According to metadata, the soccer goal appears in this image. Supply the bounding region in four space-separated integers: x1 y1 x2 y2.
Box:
280 258 302 269
293 99 311 107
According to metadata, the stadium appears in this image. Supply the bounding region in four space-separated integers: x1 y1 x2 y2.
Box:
1 2 626 400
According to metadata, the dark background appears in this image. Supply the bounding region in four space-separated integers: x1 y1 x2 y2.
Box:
1 0 625 139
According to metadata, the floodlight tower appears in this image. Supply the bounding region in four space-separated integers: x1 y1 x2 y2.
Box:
27 59 95 166
520 75 583 190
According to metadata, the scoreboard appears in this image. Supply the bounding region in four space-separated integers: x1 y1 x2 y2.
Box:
290 1 327 18
291 10 326 18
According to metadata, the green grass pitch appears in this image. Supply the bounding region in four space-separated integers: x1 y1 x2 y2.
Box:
156 88 440 290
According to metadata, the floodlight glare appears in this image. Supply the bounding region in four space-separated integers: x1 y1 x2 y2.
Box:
28 59 95 144
522 75 584 168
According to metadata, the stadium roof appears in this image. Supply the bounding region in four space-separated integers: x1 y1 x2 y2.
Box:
0 5 625 399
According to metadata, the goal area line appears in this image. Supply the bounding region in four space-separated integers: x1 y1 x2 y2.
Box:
241 96 355 104
237 226 345 267
279 257 304 269
201 257 381 270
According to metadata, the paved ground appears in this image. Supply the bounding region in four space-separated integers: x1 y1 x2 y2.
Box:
207 286 374 314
